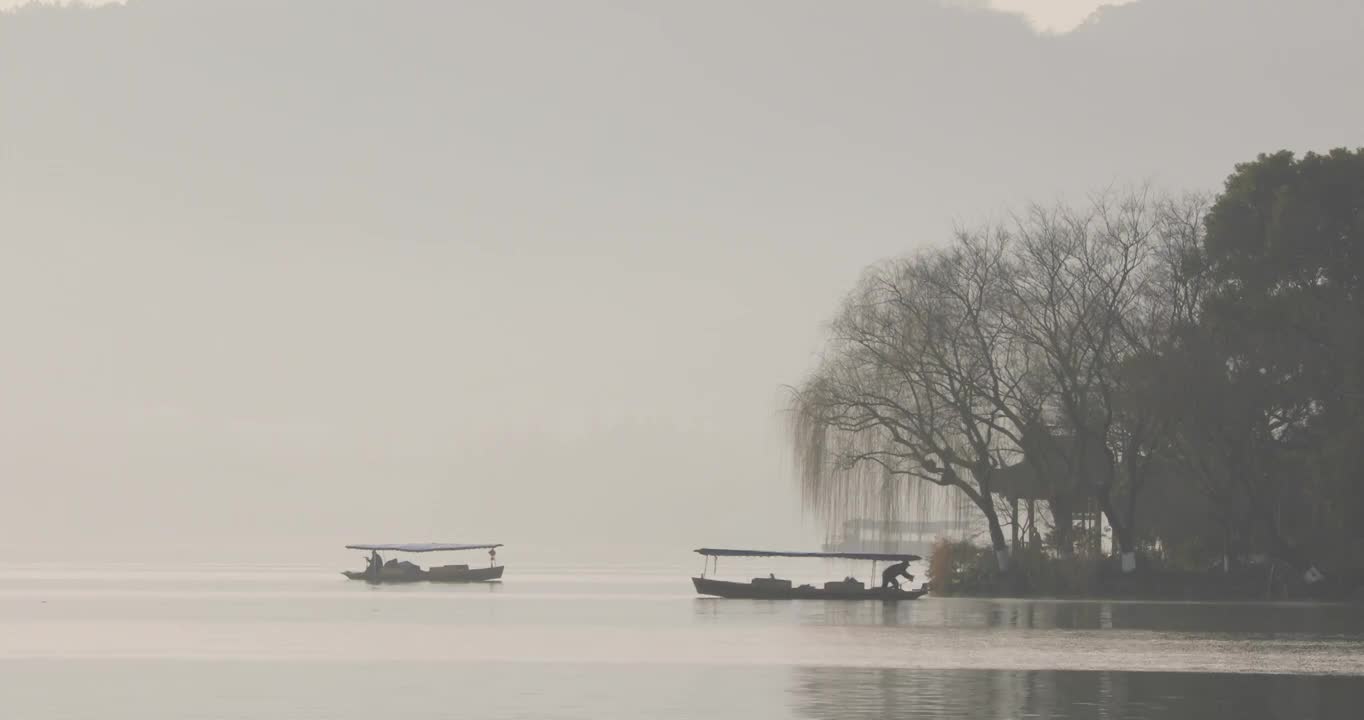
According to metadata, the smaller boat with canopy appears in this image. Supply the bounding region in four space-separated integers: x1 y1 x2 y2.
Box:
692 548 926 600
343 543 504 583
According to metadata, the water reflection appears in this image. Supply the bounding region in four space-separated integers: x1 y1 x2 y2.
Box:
791 667 1364 719
780 597 1364 637
686 598 1364 677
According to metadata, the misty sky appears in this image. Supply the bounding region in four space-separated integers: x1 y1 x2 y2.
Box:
2 0 1361 560
0 0 1132 32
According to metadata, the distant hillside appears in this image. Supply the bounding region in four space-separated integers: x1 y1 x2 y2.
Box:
3 0 1358 227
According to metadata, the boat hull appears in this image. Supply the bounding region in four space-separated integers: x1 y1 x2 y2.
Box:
343 565 505 583
692 576 926 601
427 565 504 583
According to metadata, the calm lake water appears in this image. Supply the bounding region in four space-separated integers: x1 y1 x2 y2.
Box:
3 554 1363 719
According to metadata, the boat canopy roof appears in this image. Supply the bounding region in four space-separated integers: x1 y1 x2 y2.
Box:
694 548 920 562
345 543 502 553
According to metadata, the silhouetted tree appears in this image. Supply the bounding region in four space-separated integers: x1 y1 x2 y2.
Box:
795 151 1364 587
1175 149 1364 582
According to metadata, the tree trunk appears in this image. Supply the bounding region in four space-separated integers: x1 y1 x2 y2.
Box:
958 478 1011 573
1117 437 1149 574
1027 498 1039 549
1097 489 1136 573
1011 495 1020 557
985 509 1010 572
1123 478 1141 572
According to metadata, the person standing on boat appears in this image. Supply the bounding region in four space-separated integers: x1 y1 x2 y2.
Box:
881 559 914 589
367 550 382 580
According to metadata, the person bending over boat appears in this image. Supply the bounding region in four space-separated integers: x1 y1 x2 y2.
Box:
881 560 914 590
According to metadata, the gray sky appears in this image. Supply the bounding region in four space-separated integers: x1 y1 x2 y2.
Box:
2 0 1360 560
0 1 1133 32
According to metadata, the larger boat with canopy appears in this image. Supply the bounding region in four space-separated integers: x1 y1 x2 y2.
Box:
342 543 504 583
691 548 926 600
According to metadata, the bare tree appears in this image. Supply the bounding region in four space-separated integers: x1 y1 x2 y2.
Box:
1107 193 1213 563
1000 193 1172 570
793 232 1038 573
794 192 1208 575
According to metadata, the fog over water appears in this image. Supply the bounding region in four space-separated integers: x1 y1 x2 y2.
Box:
5 560 1364 719
2 0 1361 560
5 3 1364 719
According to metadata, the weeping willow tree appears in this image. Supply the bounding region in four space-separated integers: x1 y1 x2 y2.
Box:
791 230 1043 572
793 192 1208 576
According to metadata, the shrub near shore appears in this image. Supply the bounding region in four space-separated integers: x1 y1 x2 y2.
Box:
925 538 1364 601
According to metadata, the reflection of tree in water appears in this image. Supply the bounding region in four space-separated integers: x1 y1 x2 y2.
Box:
934 599 1107 630
927 599 1364 635
788 668 1364 719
